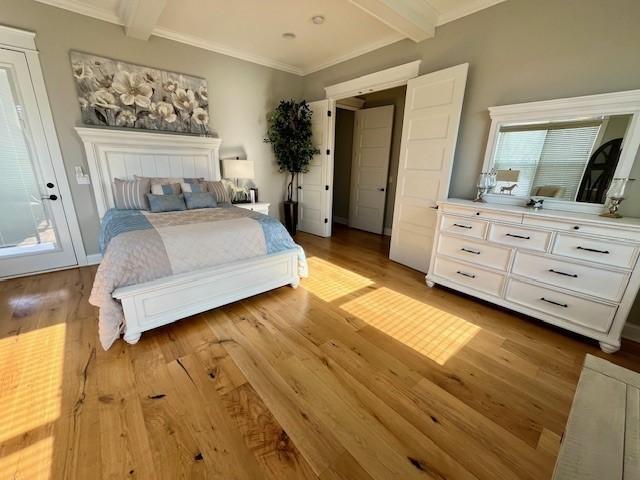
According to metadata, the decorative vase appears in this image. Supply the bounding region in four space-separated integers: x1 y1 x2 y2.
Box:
283 201 298 236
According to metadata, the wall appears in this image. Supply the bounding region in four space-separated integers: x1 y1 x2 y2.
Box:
2 0 303 256
332 109 354 222
359 86 406 230
303 0 640 325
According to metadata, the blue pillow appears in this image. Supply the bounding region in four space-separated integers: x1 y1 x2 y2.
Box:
184 192 217 209
146 193 187 212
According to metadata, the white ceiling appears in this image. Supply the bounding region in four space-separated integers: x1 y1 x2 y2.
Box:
34 0 506 75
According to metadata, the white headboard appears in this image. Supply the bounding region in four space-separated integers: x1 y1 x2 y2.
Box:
75 127 222 218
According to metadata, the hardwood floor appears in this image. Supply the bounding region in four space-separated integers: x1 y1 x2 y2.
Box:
2 223 640 479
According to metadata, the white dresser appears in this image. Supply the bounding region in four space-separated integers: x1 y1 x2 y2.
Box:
426 199 640 352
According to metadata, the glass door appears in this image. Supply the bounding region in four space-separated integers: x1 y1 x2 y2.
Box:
0 48 77 277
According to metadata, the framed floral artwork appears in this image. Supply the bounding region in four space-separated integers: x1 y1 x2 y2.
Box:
70 51 209 134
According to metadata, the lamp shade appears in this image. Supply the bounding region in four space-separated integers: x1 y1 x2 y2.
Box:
222 159 254 179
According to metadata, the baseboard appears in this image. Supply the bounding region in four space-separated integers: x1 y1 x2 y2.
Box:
333 216 348 225
86 253 103 265
383 227 392 236
623 323 640 343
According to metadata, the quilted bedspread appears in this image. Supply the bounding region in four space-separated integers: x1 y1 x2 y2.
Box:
90 206 308 350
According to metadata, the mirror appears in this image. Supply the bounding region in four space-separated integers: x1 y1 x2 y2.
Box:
490 114 632 204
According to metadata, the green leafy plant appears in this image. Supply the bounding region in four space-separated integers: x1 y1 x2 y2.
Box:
264 100 319 202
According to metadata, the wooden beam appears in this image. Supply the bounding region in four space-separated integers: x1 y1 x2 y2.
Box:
119 0 168 41
349 0 438 42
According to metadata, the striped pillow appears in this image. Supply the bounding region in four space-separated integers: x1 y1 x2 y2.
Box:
203 180 231 204
180 182 206 193
151 182 181 195
112 178 150 210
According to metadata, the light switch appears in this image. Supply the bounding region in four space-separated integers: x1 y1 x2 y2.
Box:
75 166 91 185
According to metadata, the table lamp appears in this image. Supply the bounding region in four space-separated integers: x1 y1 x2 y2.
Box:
222 158 254 202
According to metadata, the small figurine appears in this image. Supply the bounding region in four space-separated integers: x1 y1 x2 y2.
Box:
526 198 544 210
500 184 517 195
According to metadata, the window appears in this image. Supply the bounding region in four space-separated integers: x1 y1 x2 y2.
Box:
493 121 601 200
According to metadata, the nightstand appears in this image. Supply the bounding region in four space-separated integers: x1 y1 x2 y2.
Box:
234 202 270 215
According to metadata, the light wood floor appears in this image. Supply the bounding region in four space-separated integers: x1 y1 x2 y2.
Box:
2 224 640 480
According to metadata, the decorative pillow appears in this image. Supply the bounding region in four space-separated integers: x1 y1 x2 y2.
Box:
180 181 207 193
184 192 217 210
203 180 232 204
135 175 204 194
151 182 181 195
146 193 187 213
112 178 150 210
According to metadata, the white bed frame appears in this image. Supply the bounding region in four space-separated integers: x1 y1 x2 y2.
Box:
76 127 300 344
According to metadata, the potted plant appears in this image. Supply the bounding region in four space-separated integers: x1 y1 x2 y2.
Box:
265 100 319 235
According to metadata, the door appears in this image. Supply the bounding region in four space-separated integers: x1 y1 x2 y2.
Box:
389 63 469 272
349 105 394 234
298 99 334 237
0 48 77 277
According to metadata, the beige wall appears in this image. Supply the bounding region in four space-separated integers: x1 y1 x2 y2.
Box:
332 109 354 221
2 0 303 256
359 87 406 230
303 0 640 324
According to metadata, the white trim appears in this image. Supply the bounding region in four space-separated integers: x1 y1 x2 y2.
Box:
302 34 404 76
75 127 222 219
436 0 507 26
86 253 102 265
482 89 640 215
0 25 88 267
349 0 436 42
324 60 421 100
34 0 121 24
152 27 304 76
333 216 349 225
383 227 392 236
337 97 365 111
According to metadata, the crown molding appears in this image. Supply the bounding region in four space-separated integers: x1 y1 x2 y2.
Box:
0 24 37 51
301 32 404 76
436 0 507 26
34 0 122 24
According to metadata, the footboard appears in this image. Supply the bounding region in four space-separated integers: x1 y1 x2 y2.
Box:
112 250 300 343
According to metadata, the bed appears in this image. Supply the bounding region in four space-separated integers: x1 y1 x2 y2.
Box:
76 127 306 349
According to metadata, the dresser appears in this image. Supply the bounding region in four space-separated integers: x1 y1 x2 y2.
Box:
426 199 640 352
234 202 270 215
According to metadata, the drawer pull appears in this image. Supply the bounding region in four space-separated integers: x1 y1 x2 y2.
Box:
460 248 481 255
548 269 578 278
453 223 472 229
577 246 610 254
540 297 568 308
506 233 531 240
456 270 476 279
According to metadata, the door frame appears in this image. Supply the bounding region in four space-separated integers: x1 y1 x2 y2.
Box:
325 60 421 236
0 25 87 272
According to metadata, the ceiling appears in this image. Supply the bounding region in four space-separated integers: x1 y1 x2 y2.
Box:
34 0 506 75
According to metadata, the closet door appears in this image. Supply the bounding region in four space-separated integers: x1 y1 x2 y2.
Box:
298 99 334 237
0 48 78 277
389 64 468 272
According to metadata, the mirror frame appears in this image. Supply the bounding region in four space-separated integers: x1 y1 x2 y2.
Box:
482 89 640 214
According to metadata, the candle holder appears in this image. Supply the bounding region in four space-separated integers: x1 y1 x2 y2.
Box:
601 178 633 218
474 171 496 202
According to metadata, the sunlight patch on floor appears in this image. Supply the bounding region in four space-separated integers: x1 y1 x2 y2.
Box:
302 256 374 302
0 436 54 480
0 323 65 445
340 287 480 365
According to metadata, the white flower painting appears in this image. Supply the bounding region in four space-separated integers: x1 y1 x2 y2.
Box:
70 51 209 134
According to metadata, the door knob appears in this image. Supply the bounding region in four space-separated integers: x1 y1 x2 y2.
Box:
46 182 55 188
377 187 385 192
42 194 58 201
297 186 303 190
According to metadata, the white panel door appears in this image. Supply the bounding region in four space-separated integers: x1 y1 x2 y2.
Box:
298 99 334 237
0 48 77 277
389 63 469 272
349 105 394 234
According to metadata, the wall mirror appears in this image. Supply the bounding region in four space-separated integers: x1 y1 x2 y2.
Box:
482 90 640 215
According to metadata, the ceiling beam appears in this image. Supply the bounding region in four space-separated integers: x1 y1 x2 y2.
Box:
349 0 438 42
119 0 168 41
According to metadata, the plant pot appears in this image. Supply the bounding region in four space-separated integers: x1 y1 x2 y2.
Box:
283 200 298 236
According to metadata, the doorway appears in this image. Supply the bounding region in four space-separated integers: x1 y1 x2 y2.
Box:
332 85 406 243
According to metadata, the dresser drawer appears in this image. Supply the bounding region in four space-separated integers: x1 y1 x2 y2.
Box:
512 252 629 302
506 279 617 333
441 205 523 223
523 216 640 242
440 215 488 239
437 235 512 271
433 257 505 297
488 223 552 252
552 234 639 269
